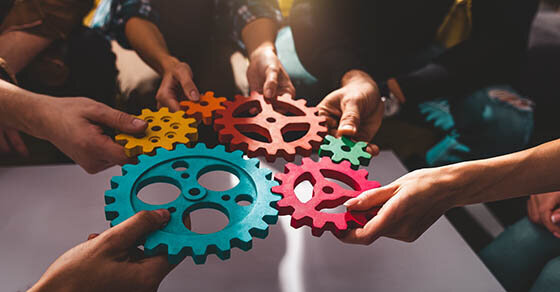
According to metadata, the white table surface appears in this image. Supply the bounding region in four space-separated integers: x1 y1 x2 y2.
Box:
0 151 504 292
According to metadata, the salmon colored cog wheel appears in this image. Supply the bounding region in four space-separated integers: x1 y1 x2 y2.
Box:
214 92 327 162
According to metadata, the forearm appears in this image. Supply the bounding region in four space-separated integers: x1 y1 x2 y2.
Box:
0 79 50 138
124 17 177 75
0 31 53 74
442 140 560 206
241 18 278 57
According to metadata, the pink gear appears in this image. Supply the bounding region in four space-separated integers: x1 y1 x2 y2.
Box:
272 157 382 237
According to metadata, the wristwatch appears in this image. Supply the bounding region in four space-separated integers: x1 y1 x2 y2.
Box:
381 93 401 117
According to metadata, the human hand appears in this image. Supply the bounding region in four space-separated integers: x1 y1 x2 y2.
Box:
29 210 174 292
340 168 456 244
527 192 560 238
35 97 147 174
247 46 295 99
0 126 29 156
156 58 200 112
318 70 383 155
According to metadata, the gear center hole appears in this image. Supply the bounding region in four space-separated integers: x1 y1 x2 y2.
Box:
200 101 209 106
267 117 276 123
341 145 351 152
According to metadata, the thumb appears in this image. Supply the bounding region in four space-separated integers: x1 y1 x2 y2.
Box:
88 105 147 134
337 99 361 137
101 210 170 253
344 185 396 211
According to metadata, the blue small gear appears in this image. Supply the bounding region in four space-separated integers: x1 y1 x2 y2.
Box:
104 143 280 264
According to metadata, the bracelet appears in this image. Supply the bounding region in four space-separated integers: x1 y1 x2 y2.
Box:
0 57 17 84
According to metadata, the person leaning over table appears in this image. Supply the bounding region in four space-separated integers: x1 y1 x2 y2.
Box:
341 138 560 292
92 0 295 111
26 209 175 292
0 0 121 158
290 0 537 166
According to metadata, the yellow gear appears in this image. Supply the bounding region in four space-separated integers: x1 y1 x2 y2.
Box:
116 108 198 157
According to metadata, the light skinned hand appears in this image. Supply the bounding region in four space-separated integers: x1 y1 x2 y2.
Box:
156 58 200 112
35 97 147 174
247 46 295 99
318 70 383 155
29 210 175 292
0 126 29 156
340 168 455 245
527 191 560 238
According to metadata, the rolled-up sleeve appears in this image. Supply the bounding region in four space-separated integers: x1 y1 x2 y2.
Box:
220 0 282 48
92 0 159 49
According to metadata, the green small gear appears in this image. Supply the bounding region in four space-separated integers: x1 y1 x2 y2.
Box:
318 135 372 169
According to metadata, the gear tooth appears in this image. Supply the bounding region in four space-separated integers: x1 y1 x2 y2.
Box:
159 107 170 114
155 147 168 156
110 175 123 186
192 244 207 257
194 142 206 150
141 108 151 115
144 237 161 251
174 143 187 152
249 221 270 239
213 144 226 152
357 169 369 179
167 244 183 256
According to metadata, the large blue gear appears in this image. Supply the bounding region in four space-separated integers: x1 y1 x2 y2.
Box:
104 143 280 264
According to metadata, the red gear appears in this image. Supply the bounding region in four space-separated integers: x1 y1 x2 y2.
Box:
272 157 381 237
214 92 327 162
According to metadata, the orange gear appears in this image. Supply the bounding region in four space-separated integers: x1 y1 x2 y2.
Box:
115 108 198 157
179 91 227 125
214 92 327 162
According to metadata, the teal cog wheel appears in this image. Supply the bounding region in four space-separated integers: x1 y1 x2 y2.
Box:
104 143 280 264
318 135 372 169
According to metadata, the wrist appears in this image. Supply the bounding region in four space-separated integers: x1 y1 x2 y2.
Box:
249 43 276 60
436 162 478 208
159 56 180 75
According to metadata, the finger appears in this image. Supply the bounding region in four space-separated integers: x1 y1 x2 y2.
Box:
551 209 560 226
277 70 296 99
97 136 135 167
341 214 386 245
366 143 380 156
337 99 361 137
527 198 539 223
344 185 396 211
541 208 560 235
263 67 279 99
0 130 12 153
174 67 200 102
88 233 100 240
6 129 29 157
87 104 147 134
100 209 170 253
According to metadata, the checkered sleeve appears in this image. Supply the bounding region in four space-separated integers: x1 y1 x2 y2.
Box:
93 0 159 49
225 0 283 49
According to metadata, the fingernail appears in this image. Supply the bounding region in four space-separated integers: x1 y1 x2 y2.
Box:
344 198 359 207
265 89 273 98
340 124 356 132
554 232 560 238
191 90 200 101
132 118 147 127
154 209 170 223
552 214 560 224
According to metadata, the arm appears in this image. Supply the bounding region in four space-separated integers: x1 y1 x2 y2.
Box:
0 79 147 173
124 16 200 109
232 0 294 99
342 139 560 244
28 210 174 292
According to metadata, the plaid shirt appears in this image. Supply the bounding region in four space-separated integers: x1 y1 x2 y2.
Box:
92 0 282 49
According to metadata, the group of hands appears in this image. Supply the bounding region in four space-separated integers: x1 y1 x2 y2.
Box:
9 44 560 291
